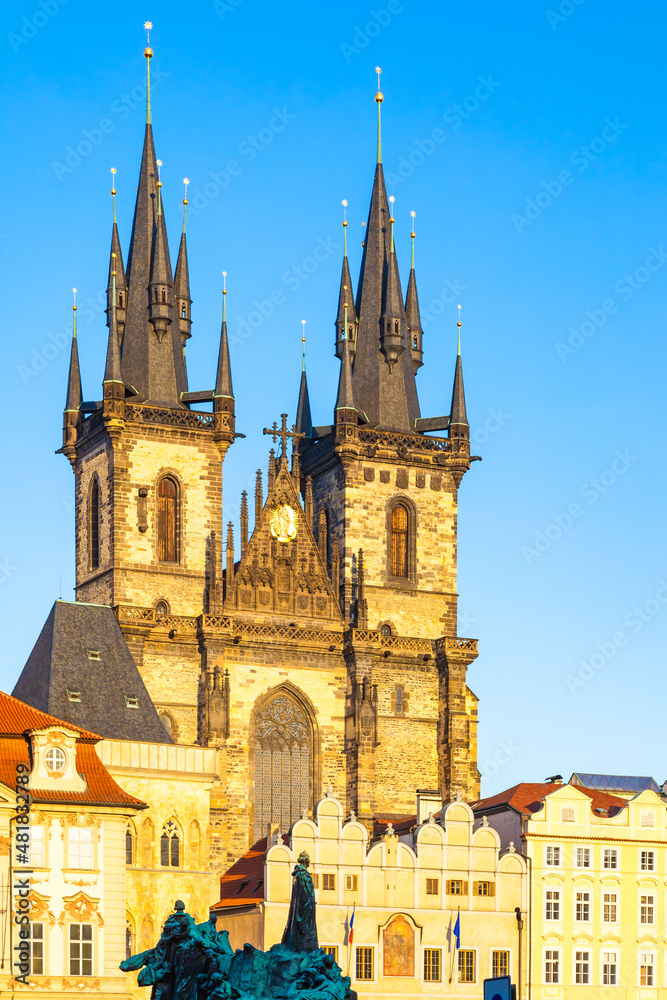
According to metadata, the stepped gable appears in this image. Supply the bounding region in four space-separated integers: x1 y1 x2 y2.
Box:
12 600 173 744
224 447 342 624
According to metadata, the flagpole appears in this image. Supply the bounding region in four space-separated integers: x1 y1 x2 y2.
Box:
346 903 355 978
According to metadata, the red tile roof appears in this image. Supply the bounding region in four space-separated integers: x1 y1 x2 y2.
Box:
213 835 292 911
0 691 145 809
0 690 100 740
472 782 626 818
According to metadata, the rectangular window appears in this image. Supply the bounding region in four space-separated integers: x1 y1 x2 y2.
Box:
424 949 441 982
492 951 509 978
545 890 560 921
641 850 656 871
473 881 494 896
86 649 100 661
545 845 561 866
575 950 590 985
355 947 373 981
426 878 439 895
125 696 139 709
575 846 591 868
603 848 618 869
68 828 93 870
602 952 617 986
322 946 338 963
640 953 654 986
545 950 560 984
69 924 93 976
67 690 81 702
29 826 44 868
640 894 655 924
28 922 44 975
322 874 335 891
458 950 475 983
446 879 467 895
344 875 358 892
603 892 617 922
575 891 590 922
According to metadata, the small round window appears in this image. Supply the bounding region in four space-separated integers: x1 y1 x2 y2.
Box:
45 747 66 772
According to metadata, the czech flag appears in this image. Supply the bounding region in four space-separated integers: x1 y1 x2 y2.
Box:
349 905 355 946
454 909 460 949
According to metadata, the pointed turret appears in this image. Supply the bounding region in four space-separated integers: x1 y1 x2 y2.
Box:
448 311 469 445
214 274 235 437
63 290 82 467
296 323 312 442
103 268 126 445
335 337 356 418
335 202 357 358
405 214 423 373
106 169 127 345
120 40 182 408
173 179 191 400
349 75 420 432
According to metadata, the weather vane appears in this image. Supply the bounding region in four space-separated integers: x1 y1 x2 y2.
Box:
301 320 306 369
144 21 153 45
72 287 77 310
183 177 189 202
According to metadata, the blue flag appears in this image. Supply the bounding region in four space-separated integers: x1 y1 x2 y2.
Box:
454 910 460 949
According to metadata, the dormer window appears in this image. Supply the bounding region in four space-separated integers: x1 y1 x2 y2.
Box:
45 747 66 772
161 288 166 304
125 696 139 709
87 650 100 661
118 292 123 307
67 691 81 703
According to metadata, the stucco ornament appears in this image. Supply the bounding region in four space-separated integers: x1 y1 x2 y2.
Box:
270 504 298 543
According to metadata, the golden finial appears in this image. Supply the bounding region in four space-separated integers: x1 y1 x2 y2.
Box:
144 22 153 123
361 219 366 248
182 177 189 232
72 287 77 312
110 166 117 223
457 304 462 356
301 319 306 372
341 199 348 255
375 67 383 163
144 20 153 57
389 195 395 252
111 251 117 277
222 271 227 322
410 210 416 268
156 159 162 216
375 66 383 103
72 287 77 338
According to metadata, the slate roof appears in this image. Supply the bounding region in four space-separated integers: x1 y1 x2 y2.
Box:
12 600 173 744
0 690 145 809
213 835 292 911
472 782 627 819
570 772 663 796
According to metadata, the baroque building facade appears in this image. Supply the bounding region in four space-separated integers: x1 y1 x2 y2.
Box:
15 44 481 874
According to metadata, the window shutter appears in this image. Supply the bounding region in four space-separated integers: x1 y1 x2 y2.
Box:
462 881 469 895
489 882 495 897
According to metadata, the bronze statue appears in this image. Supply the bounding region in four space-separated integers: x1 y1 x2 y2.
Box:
282 851 318 953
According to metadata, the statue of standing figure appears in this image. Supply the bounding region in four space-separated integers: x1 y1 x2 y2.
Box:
281 851 318 953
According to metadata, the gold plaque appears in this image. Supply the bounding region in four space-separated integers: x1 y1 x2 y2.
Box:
270 504 298 543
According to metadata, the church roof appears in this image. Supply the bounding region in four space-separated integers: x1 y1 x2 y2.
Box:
0 690 145 809
213 834 292 911
12 600 173 744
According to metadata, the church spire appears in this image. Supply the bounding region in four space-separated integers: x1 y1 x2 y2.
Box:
172 177 191 399
296 321 312 441
448 306 469 441
102 264 126 445
350 74 420 432
120 31 183 408
335 200 357 358
106 168 127 345
214 272 235 435
335 303 356 418
405 210 423 373
63 289 82 468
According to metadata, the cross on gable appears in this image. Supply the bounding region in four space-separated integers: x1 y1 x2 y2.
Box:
262 413 304 458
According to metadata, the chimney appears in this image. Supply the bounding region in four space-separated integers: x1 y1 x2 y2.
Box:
417 789 443 825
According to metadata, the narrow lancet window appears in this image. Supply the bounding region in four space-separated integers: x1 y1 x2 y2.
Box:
390 503 409 578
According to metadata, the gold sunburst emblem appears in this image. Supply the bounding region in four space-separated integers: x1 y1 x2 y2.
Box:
270 504 298 543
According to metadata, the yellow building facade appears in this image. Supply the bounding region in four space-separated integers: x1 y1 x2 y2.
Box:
214 793 527 997
475 781 667 998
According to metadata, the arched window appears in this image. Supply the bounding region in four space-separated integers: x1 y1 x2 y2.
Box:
161 288 166 304
395 685 404 714
155 600 169 617
160 821 180 867
118 292 123 308
253 690 313 841
126 917 134 961
159 712 173 738
380 623 392 637
90 479 100 570
390 503 409 578
157 477 178 563
125 823 135 865
181 302 186 318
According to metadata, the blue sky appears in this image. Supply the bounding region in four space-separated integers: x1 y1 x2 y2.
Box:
1 0 666 796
